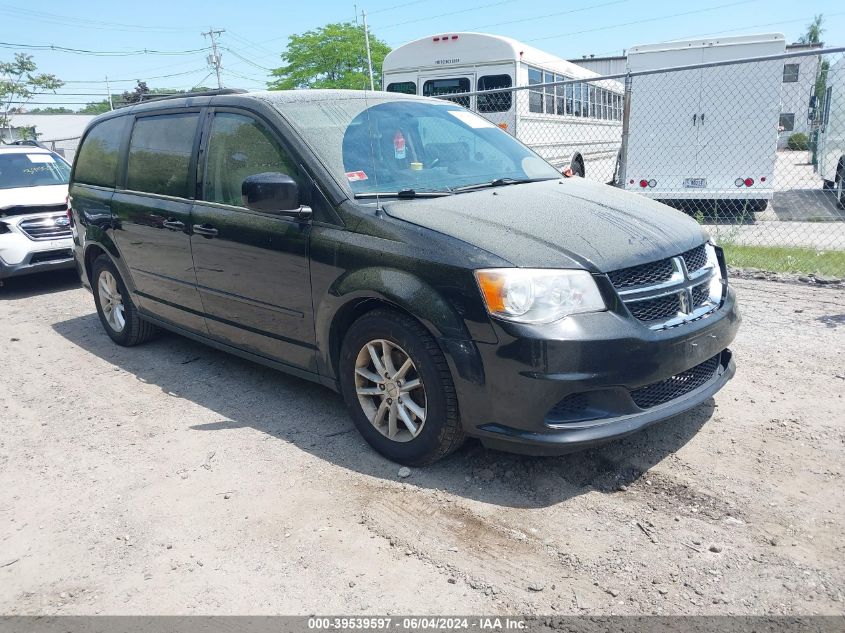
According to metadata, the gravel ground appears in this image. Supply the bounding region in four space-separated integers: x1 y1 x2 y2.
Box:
1 270 843 615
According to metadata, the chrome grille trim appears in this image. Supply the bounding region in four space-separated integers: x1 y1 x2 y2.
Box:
18 215 72 241
608 243 724 330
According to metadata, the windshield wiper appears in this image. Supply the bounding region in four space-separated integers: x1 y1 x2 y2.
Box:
450 177 557 194
354 188 453 199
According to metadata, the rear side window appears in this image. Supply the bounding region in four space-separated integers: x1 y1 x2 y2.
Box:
126 113 199 198
74 117 126 188
386 82 416 95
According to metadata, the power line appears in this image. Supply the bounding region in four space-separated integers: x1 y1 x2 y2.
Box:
373 0 517 31
220 47 274 72
467 0 629 31
60 68 211 85
526 0 760 44
0 41 212 56
0 4 196 33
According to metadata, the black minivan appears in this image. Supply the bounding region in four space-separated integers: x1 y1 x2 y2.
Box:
69 89 739 465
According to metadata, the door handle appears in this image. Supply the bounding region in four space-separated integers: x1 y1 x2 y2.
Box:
162 219 185 231
192 223 219 238
700 113 705 125
693 113 697 126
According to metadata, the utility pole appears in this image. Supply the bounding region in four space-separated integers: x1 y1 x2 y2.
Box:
361 10 375 91
202 27 225 89
105 76 113 111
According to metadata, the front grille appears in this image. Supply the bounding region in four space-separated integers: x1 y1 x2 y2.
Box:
630 355 721 409
18 216 71 241
30 249 73 264
627 293 682 322
607 243 721 329
607 258 675 289
548 393 589 418
682 244 708 273
690 281 711 309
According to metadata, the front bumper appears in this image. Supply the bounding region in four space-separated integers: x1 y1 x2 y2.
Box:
452 286 740 455
0 212 74 279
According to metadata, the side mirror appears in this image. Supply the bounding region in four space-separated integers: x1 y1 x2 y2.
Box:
241 172 311 218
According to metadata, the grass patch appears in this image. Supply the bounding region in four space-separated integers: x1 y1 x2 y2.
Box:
722 245 845 277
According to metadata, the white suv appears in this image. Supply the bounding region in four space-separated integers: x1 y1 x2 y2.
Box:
0 145 73 282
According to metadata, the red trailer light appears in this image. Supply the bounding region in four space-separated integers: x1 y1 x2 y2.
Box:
744 178 754 187
639 180 649 188
760 176 767 182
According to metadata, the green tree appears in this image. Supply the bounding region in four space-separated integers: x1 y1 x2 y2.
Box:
798 14 825 45
1 53 63 134
80 99 114 115
28 106 74 114
268 22 390 90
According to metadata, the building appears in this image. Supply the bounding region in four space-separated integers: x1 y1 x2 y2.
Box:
2 114 96 162
570 42 823 148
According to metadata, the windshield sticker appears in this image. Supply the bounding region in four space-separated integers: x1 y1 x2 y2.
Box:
447 110 496 129
346 171 368 182
26 154 55 164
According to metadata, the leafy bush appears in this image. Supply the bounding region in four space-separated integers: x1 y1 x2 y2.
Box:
787 132 810 151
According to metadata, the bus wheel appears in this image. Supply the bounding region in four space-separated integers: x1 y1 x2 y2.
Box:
571 157 584 178
836 164 844 210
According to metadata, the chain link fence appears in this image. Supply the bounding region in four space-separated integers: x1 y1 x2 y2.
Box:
440 47 845 278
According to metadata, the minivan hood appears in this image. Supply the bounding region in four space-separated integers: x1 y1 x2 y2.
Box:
0 184 68 212
382 179 710 272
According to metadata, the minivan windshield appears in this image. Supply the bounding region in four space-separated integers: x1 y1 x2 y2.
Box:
276 97 560 197
0 151 70 190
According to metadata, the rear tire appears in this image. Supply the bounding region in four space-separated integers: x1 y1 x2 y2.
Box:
92 255 157 347
836 162 845 210
339 309 465 465
571 156 585 178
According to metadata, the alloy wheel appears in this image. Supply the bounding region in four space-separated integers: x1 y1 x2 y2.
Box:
354 339 427 442
98 270 126 333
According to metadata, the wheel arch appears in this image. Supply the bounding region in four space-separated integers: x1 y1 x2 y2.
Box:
317 268 482 386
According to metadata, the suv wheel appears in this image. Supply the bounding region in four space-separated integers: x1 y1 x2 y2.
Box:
339 309 465 465
92 255 157 346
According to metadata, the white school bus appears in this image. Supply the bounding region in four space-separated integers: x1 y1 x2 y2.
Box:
382 32 623 181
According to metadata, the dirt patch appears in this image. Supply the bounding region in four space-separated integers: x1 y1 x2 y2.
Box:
0 270 843 614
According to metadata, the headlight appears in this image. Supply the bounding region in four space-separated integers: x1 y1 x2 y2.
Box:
705 243 726 300
474 268 606 324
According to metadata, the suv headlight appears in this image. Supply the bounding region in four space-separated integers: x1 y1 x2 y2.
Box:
475 268 606 324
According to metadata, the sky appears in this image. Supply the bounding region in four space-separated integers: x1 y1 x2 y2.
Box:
1 0 843 110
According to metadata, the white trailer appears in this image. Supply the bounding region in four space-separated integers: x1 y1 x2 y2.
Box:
382 32 623 181
817 56 845 208
621 33 786 211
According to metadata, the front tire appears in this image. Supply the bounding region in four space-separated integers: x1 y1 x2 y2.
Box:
92 255 157 346
339 309 465 465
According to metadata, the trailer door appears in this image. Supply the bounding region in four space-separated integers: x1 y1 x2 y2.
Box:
696 48 782 196
626 61 703 193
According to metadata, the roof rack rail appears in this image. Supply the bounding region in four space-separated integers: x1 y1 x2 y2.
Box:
139 88 248 103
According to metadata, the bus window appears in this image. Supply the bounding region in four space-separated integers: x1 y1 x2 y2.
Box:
580 84 589 117
589 86 597 118
572 83 581 117
544 72 555 115
477 74 512 113
555 75 566 115
565 83 574 115
601 89 609 120
422 78 470 107
386 81 417 95
528 67 543 113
